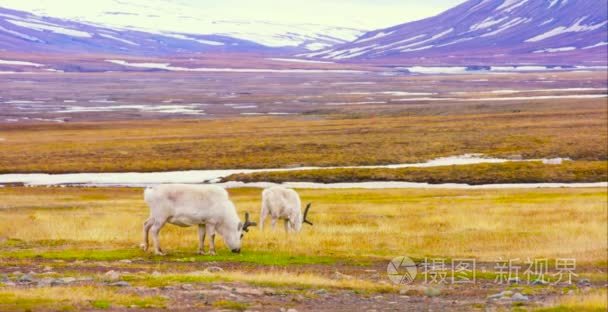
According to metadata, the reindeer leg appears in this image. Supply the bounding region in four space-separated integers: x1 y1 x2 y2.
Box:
284 219 290 234
140 217 153 251
151 219 166 256
206 224 216 255
271 217 277 230
197 224 207 255
259 208 267 231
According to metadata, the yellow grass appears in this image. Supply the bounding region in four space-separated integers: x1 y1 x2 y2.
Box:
539 289 608 311
0 187 606 263
0 102 606 173
0 286 165 310
124 270 397 293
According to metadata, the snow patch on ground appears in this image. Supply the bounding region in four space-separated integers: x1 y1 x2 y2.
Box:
57 104 206 115
526 18 608 42
106 60 366 73
470 16 509 31
7 19 92 38
354 30 395 43
220 181 608 190
266 58 334 64
582 42 608 49
533 46 576 53
0 59 43 67
0 154 583 187
98 33 139 46
495 0 529 12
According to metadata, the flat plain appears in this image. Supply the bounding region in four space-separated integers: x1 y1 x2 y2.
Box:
0 186 606 311
0 67 606 311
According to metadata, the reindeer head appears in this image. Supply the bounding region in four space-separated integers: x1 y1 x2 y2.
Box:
223 212 257 253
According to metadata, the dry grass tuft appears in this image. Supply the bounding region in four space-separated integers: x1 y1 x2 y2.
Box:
0 187 606 263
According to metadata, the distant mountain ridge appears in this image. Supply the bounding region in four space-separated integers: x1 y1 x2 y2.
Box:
0 5 364 55
0 7 285 55
302 0 608 65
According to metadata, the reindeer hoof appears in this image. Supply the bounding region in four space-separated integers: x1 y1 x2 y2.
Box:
140 243 148 251
209 251 216 256
197 250 207 255
154 250 166 256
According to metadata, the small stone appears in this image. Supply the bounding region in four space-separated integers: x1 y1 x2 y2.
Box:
119 259 132 263
40 271 56 276
152 271 162 276
287 309 298 312
488 293 503 299
181 284 194 290
373 295 384 300
108 281 130 287
263 289 275 296
196 293 206 300
333 271 354 280
51 279 66 286
18 274 34 283
313 289 327 295
104 270 121 281
78 277 93 282
424 287 441 297
43 266 53 272
511 293 529 302
578 279 591 287
292 294 305 303
531 279 549 286
203 266 223 273
12 271 23 276
508 277 520 284
61 277 76 283
3 281 16 287
37 277 54 287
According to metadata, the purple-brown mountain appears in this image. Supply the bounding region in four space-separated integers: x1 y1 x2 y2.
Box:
0 7 285 55
303 0 608 65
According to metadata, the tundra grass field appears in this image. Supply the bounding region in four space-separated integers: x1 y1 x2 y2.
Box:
0 70 606 311
0 186 606 311
0 100 606 174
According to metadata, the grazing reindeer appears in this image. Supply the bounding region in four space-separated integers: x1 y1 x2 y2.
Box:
260 186 313 233
141 184 256 255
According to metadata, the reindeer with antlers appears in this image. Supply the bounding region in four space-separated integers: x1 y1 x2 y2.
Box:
142 184 256 255
260 186 313 233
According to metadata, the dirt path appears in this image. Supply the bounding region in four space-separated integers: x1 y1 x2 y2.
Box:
1 257 603 311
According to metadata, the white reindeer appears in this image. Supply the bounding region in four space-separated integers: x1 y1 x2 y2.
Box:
141 184 256 255
260 186 313 233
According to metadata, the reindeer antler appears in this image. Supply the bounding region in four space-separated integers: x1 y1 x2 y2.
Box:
303 203 313 226
242 212 257 232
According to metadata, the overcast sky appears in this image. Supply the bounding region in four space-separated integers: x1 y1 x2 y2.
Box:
0 0 467 29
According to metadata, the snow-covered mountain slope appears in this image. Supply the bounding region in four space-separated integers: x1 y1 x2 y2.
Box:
0 0 364 52
302 0 608 64
0 7 285 55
